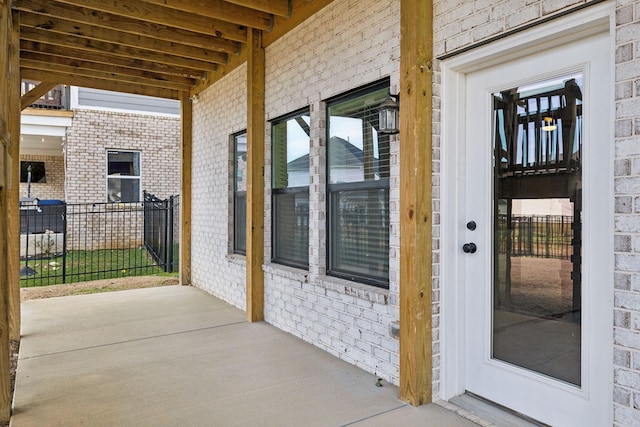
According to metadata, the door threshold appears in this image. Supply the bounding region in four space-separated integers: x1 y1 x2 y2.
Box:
447 393 550 427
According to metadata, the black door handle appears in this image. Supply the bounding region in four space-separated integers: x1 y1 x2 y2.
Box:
462 243 477 254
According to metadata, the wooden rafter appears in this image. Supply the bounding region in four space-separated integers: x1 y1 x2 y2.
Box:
19 12 237 58
14 0 241 52
21 68 180 99
10 0 334 97
20 27 221 71
20 41 206 79
46 0 249 41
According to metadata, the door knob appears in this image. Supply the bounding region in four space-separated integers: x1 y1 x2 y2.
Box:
462 243 477 254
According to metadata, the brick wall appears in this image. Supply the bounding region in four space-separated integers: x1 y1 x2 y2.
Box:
190 64 248 310
19 154 64 200
191 0 402 384
263 0 401 384
613 0 640 425
190 0 636 408
65 109 180 204
433 0 589 56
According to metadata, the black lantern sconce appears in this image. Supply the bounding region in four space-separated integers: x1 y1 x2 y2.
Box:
378 93 400 135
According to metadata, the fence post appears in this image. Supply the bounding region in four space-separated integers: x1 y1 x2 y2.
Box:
167 196 174 273
62 203 67 284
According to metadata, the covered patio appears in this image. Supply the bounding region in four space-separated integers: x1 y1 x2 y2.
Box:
10 286 475 427
1 0 434 422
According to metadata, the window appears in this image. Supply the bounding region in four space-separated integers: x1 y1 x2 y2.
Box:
233 132 247 255
327 83 390 287
272 111 310 268
107 150 140 202
20 161 46 183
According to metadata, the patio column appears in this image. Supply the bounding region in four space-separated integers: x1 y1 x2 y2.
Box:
0 1 20 421
9 9 22 344
399 0 434 406
180 91 192 285
245 28 265 322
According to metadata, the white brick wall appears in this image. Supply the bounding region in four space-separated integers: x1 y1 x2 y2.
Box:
434 0 589 56
191 0 402 384
190 1 640 412
65 109 180 204
263 0 401 384
613 0 640 424
190 64 248 310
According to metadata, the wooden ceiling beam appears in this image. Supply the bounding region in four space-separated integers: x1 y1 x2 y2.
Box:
139 0 272 30
21 52 197 88
20 13 230 63
21 60 193 91
14 1 241 53
20 27 220 71
48 0 248 42
21 40 207 79
21 68 181 99
225 0 290 17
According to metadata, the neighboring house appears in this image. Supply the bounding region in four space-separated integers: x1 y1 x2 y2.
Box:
19 83 181 205
19 84 181 253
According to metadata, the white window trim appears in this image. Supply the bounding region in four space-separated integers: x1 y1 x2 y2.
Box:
106 149 142 203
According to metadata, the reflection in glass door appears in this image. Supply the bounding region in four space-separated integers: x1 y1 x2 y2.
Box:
492 75 583 386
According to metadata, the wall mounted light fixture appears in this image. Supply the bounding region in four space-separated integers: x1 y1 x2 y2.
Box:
378 93 400 135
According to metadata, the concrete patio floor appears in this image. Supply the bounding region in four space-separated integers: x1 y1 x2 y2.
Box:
10 285 480 427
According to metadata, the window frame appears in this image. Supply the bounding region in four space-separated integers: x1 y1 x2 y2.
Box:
271 108 311 269
106 149 141 203
232 131 247 256
325 80 391 289
20 161 46 183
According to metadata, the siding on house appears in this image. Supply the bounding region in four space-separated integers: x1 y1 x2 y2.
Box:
76 87 181 115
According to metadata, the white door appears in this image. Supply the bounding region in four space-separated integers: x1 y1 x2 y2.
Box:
462 32 611 426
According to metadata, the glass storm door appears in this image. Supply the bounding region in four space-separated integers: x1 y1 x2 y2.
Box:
463 33 610 426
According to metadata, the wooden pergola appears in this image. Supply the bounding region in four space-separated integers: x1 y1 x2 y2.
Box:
0 0 433 420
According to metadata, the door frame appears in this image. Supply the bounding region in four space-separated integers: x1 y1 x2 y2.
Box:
440 1 614 419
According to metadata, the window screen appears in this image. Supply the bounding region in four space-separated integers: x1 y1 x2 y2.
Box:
234 132 247 255
107 151 140 202
272 112 310 268
327 83 390 287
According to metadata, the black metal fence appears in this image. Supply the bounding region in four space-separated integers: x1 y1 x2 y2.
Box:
20 195 179 287
497 214 574 260
143 191 180 273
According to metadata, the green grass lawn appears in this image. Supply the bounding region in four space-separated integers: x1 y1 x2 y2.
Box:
20 248 169 287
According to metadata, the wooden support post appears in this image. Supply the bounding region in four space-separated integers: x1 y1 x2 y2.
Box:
8 10 21 343
245 28 265 322
0 0 13 421
399 0 434 406
180 92 192 285
21 82 57 111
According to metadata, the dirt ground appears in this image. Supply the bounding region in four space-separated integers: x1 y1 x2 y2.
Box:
3 275 180 427
20 275 180 301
